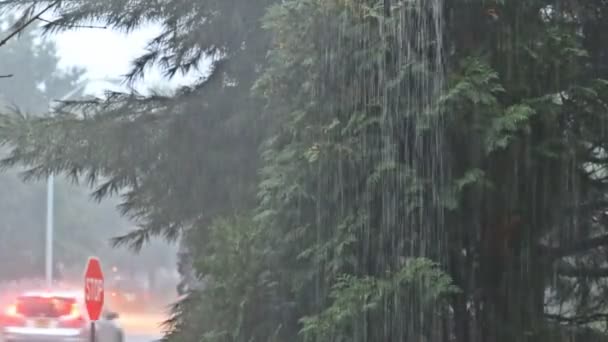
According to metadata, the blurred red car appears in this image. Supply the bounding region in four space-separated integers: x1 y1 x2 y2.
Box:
0 290 123 342
106 281 150 313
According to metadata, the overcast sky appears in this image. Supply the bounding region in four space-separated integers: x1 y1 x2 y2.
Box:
52 24 201 96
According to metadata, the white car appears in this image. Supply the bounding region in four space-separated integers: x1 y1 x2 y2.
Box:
0 290 124 342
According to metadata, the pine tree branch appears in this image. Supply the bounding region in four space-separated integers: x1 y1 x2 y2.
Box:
556 263 608 278
0 1 60 48
545 233 608 259
545 312 608 324
36 17 107 29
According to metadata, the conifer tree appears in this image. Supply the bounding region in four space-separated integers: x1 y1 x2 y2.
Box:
2 1 608 342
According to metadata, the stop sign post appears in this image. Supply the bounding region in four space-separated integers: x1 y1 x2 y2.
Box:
84 257 104 342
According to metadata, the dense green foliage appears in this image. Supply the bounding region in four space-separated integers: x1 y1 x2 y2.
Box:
2 1 608 342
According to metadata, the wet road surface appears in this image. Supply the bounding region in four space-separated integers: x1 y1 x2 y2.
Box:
120 312 164 342
126 334 161 342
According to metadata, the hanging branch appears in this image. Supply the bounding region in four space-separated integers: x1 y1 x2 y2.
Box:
0 74 13 78
549 233 608 259
0 0 60 48
545 312 608 325
556 264 608 278
36 17 107 29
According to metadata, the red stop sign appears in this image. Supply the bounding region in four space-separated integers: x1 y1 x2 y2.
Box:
84 257 104 321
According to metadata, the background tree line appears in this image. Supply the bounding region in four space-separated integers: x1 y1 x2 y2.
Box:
1 1 608 342
0 15 176 282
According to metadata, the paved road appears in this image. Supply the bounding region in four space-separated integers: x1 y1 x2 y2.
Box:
126 334 161 342
120 312 164 342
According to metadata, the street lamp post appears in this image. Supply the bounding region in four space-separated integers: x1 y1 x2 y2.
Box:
45 78 121 288
45 172 54 287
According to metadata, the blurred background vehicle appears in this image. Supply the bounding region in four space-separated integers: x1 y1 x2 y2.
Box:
0 290 123 342
106 280 149 313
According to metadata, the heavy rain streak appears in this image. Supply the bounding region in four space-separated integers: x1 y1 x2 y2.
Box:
0 0 607 342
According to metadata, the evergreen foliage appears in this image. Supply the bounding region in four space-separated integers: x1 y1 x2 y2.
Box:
2 1 608 342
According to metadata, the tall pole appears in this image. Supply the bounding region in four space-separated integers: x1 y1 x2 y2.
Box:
45 173 54 288
44 85 83 288
44 78 119 287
